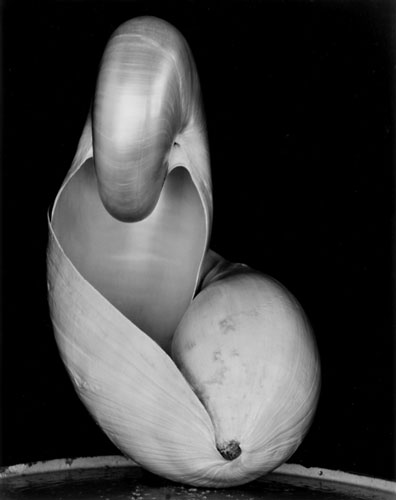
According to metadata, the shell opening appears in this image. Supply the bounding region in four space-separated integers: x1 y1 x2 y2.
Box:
51 159 206 354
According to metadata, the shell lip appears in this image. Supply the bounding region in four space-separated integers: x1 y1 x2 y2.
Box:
47 210 184 369
49 114 212 302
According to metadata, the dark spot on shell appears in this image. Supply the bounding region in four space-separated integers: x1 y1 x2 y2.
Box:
217 440 242 461
213 350 222 362
219 317 236 333
184 339 196 351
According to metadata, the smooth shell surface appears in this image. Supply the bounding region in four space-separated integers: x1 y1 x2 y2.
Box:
172 268 320 470
92 17 205 223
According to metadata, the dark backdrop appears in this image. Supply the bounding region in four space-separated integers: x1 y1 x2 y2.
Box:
1 0 395 482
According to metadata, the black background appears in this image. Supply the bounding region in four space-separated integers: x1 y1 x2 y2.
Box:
1 0 395 482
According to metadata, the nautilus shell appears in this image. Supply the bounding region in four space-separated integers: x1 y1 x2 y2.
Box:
47 16 321 488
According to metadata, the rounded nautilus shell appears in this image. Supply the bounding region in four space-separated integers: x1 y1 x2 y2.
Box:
47 16 320 488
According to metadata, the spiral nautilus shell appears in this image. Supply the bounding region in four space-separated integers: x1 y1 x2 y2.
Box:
47 16 320 487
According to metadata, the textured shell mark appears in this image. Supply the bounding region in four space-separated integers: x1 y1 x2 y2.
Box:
206 367 229 386
71 370 100 394
218 308 260 335
218 317 236 334
183 339 197 352
205 355 229 386
213 349 222 362
245 308 260 317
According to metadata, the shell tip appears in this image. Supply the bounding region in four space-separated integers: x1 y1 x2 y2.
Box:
217 440 242 461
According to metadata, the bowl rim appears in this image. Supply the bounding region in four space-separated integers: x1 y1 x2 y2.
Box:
0 454 395 498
